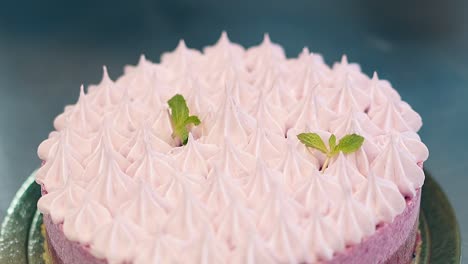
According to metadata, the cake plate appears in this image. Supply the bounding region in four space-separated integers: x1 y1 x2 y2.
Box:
0 170 461 264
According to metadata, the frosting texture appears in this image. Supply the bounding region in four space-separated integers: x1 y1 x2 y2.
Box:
37 32 428 264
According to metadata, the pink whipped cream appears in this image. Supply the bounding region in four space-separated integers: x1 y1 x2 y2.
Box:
36 32 429 264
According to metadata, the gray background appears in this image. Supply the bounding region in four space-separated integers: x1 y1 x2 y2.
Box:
0 0 467 259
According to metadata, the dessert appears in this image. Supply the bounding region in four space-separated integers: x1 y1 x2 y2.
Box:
36 32 428 264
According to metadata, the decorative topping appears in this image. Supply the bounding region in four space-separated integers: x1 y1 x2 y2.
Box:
355 169 406 223
170 133 218 176
62 198 112 243
86 154 136 213
36 128 88 191
288 48 331 100
265 77 295 112
185 78 216 116
244 126 286 165
160 39 202 73
53 85 101 133
200 166 245 216
256 188 304 263
37 179 85 224
368 99 422 132
294 168 341 215
126 148 175 189
231 233 276 264
120 127 171 161
328 111 382 172
120 181 171 234
241 159 281 205
204 94 256 146
325 153 366 190
277 141 319 191
157 170 203 205
286 90 333 131
267 215 305 263
87 66 123 110
370 134 425 197
215 198 256 250
82 124 131 182
203 31 245 74
303 211 345 262
375 131 429 163
250 91 286 136
167 94 201 145
135 235 183 264
245 34 286 71
331 188 375 245
297 133 364 172
37 32 429 264
328 75 370 113
111 88 147 136
179 225 229 264
332 55 369 87
88 117 132 160
209 137 256 177
91 215 147 262
163 189 209 240
149 107 175 145
329 110 382 139
368 72 401 111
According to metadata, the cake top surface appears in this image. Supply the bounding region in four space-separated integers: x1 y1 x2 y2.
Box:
36 32 429 264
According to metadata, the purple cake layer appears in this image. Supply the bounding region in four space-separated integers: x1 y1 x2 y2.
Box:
44 216 106 264
43 189 421 264
324 189 421 264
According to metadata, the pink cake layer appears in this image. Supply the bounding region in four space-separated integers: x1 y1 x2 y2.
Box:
42 189 421 264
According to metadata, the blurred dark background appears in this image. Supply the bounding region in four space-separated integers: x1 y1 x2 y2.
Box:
0 0 467 254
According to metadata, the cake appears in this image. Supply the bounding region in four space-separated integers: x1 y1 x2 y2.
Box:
36 32 429 264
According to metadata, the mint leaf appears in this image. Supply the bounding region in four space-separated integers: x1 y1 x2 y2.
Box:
336 134 364 154
328 134 337 156
185 115 201 126
168 94 189 125
297 133 328 154
167 94 201 145
297 132 365 173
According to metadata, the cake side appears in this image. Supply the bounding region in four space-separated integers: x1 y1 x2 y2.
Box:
42 190 421 264
36 32 429 264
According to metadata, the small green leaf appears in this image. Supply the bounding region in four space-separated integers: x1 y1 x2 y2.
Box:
329 134 337 152
168 94 189 125
179 129 189 145
297 131 365 173
336 134 365 154
297 133 328 154
185 115 201 126
167 94 201 145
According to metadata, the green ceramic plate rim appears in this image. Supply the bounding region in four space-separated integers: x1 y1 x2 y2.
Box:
420 171 462 263
0 170 462 264
0 172 41 264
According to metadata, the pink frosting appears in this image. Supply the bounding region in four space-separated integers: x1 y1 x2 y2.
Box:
37 32 428 263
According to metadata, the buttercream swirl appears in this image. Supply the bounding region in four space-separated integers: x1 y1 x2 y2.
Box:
356 169 406 223
371 134 425 197
62 197 113 244
303 211 345 262
204 94 256 146
170 133 218 176
53 85 101 133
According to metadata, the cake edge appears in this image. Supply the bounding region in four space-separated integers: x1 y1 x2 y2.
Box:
42 189 421 264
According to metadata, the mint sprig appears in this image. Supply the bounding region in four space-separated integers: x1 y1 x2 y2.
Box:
167 94 201 145
297 133 364 172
